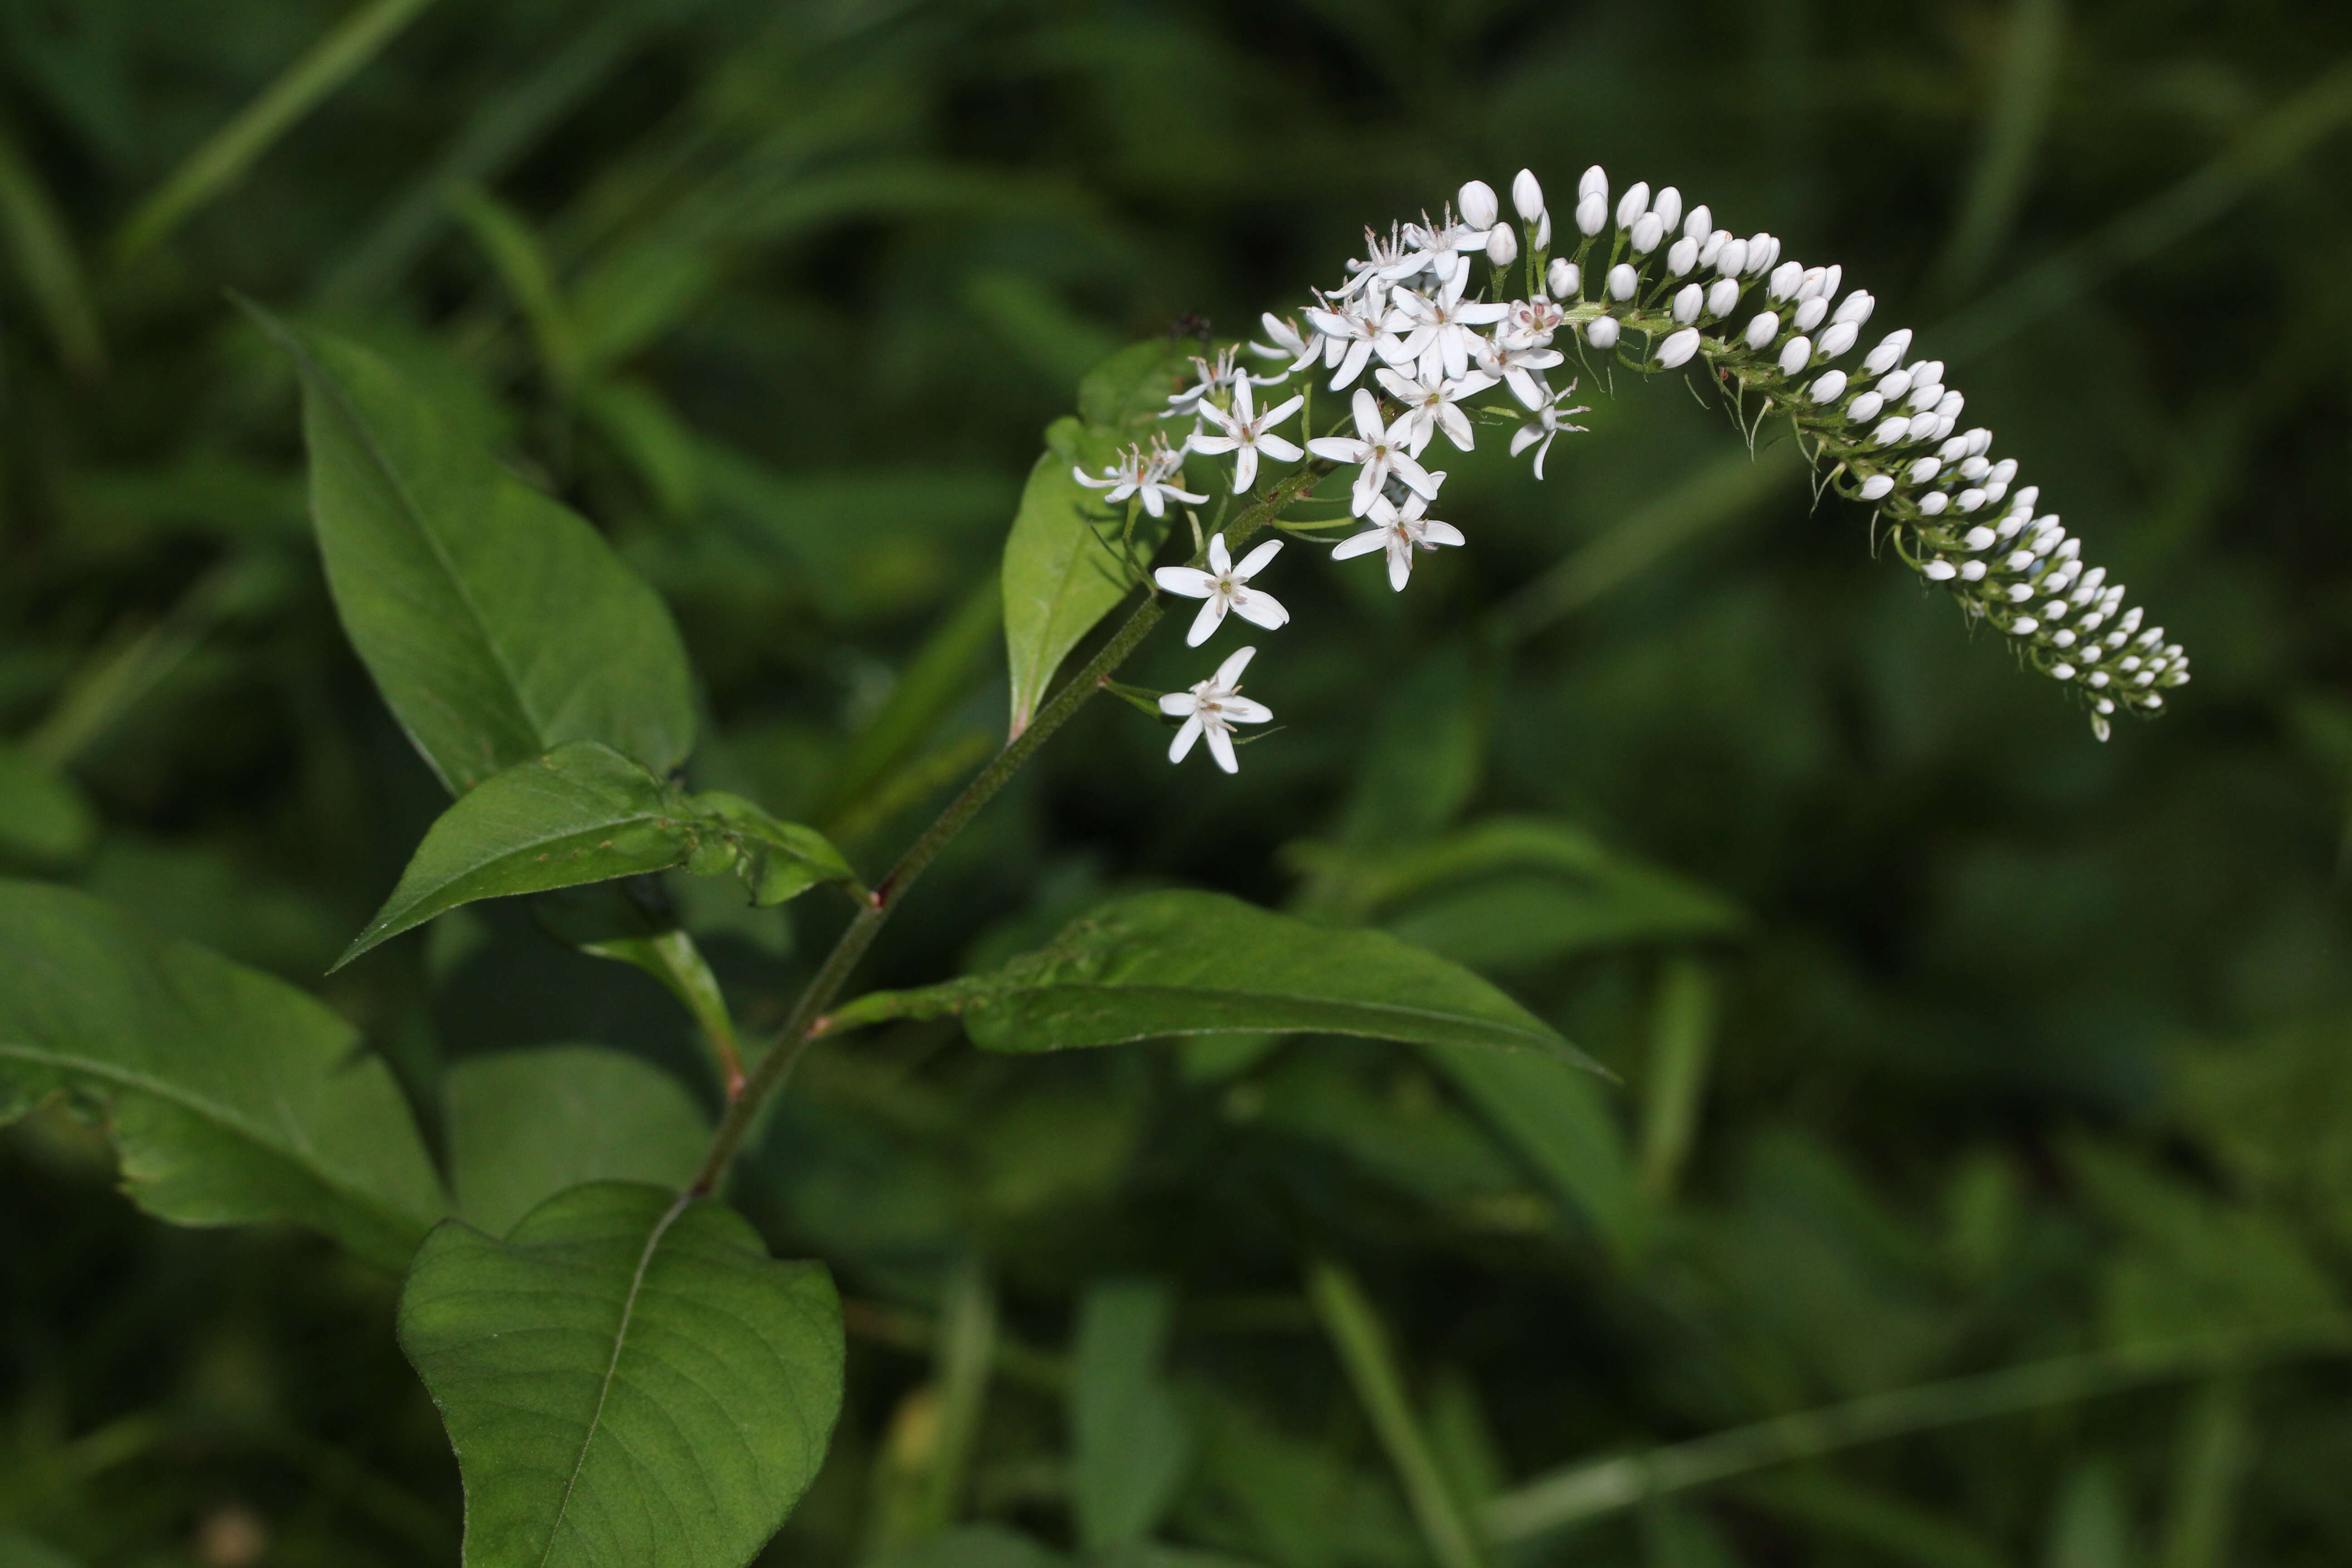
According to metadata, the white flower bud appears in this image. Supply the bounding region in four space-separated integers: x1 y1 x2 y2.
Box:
1991 459 2019 485
2050 662 2075 679
1793 297 1828 332
1653 187 1683 233
1768 260 1804 301
1859 474 1895 500
1616 181 1650 228
1715 238 1750 276
1832 290 1875 325
1872 416 1912 446
1742 311 1779 348
2008 583 2035 602
1683 204 1711 240
2004 549 2037 571
2087 671 2110 688
1749 235 1780 274
1657 327 1702 368
1673 284 1703 324
1706 276 1740 317
1534 210 1551 249
1574 192 1607 236
1919 492 1949 514
1699 230 1726 267
1846 391 1885 422
1936 392 1965 421
1486 223 1519 267
1820 265 1843 299
1577 165 1606 202
1778 336 1812 375
1910 359 1945 388
1965 429 1993 458
2118 607 2143 633
1795 268 1826 301
1666 236 1699 276
1862 328 1912 375
1818 320 1858 358
1877 367 1914 399
1960 559 1987 581
1458 180 1499 230
1548 258 1580 296
1607 263 1638 300
1585 316 1620 350
1939 436 1970 463
1923 559 1957 580
1959 456 1990 480
1907 381 1944 412
1515 168 1547 220
1809 369 1847 402
1956 489 1986 512
1960 526 1994 550
2052 629 2076 647
2078 567 2107 595
1909 457 1942 483
1629 212 1664 254
1983 479 2009 504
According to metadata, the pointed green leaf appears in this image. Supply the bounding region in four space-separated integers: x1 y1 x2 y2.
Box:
825 889 1597 1066
253 308 694 794
687 790 860 906
0 742 98 864
0 880 445 1270
1002 341 1192 734
339 742 706 968
446 1046 711 1236
398 1182 844 1568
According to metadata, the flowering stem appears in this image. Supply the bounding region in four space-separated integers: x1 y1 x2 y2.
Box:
685 463 1330 1195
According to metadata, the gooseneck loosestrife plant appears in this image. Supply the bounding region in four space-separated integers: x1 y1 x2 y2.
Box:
0 165 2190 1567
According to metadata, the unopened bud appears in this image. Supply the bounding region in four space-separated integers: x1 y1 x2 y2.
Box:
1809 369 1847 402
1652 186 1683 233
1862 328 1912 376
1666 236 1699 276
1682 204 1711 241
1778 336 1812 375
1629 213 1663 254
1846 391 1885 422
1574 192 1606 236
1457 179 1499 230
1859 473 1895 500
1515 168 1547 220
1577 165 1606 202
1615 181 1650 228
1656 328 1701 369
1744 311 1779 348
1832 290 1875 325
1673 285 1703 324
1923 559 1957 581
1585 316 1620 350
1817 321 1858 358
1715 238 1750 276
1768 260 1804 301
1486 224 1519 267
1607 263 1638 300
1706 277 1740 316
1547 258 1579 296
1792 297 1828 332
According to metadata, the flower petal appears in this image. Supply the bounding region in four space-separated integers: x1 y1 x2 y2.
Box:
1205 722 1239 774
1387 544 1413 592
1230 588 1290 631
1214 644 1257 687
1421 519 1466 548
1235 538 1284 579
1155 566 1216 598
1220 696 1272 724
1168 713 1204 764
1187 432 1240 455
1331 527 1388 560
1159 691 1198 715
1187 595 1227 647
1207 532 1232 574
1256 433 1303 462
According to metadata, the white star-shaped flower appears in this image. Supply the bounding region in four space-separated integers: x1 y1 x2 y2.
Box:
1154 531 1290 647
1160 644 1273 773
1301 290 1411 391
1306 388 1442 516
1373 365 1483 456
1247 312 1321 382
1392 272 1511 381
1471 332 1565 411
1331 491 1465 591
1186 377 1305 492
1163 346 1245 420
1073 437 1208 518
1508 381 1592 481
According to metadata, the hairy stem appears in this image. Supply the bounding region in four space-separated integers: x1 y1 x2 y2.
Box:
686 464 1328 1194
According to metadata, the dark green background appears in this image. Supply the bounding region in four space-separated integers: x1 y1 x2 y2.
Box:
4 1 2350 1564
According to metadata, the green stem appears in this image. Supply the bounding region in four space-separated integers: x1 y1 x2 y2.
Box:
685 464 1328 1194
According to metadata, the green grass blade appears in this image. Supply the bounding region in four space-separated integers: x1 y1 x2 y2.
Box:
1928 0 2068 299
110 0 444 264
1308 1257 1489 1568
0 125 103 376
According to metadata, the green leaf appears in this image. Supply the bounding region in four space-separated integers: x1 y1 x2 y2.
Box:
339 742 706 968
1073 1279 1191 1549
446 1046 711 1236
0 742 98 864
254 309 695 794
686 790 861 906
1423 1048 1638 1249
398 1182 844 1568
1002 341 1192 735
826 889 1598 1067
0 880 445 1270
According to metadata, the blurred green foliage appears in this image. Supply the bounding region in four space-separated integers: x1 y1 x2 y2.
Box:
5 0 2352 1564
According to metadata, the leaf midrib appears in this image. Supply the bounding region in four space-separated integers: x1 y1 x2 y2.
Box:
977 980 1564 1050
537 1194 693 1568
0 1038 433 1231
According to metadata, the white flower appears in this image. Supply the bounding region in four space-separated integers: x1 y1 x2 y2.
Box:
1161 645 1272 773
1375 364 1484 454
1154 532 1290 647
1389 217 1486 288
1515 168 1547 220
1302 290 1411 390
1468 331 1563 410
1163 347 1246 419
1393 272 1510 381
1500 294 1565 346
1307 388 1442 515
1248 312 1321 379
1508 381 1591 480
1187 377 1305 492
1331 490 1465 591
1073 437 1208 518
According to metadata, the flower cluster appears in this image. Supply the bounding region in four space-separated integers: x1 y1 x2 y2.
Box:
1075 165 2188 765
